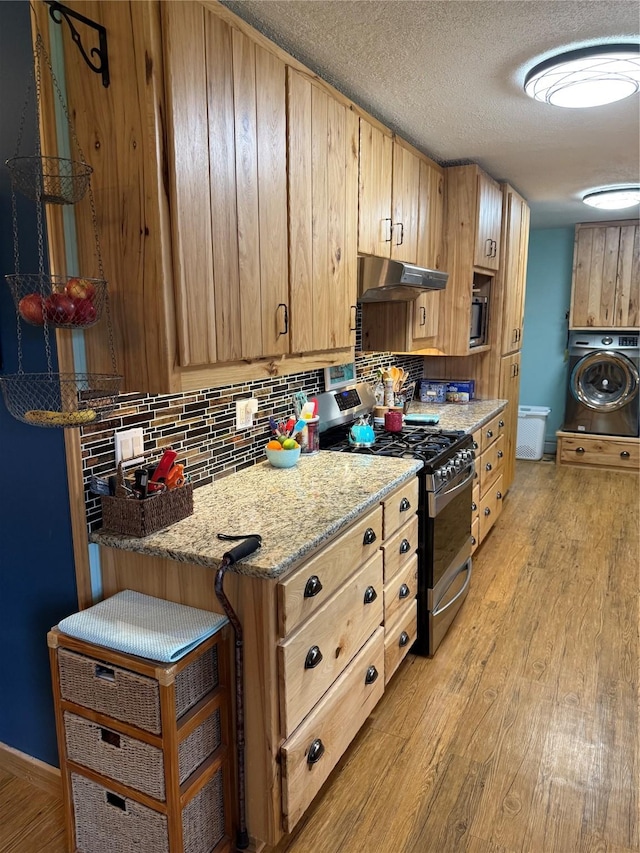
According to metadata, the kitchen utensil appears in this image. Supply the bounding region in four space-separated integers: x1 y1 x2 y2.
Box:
301 416 320 454
301 401 315 419
384 409 403 432
349 416 376 446
166 463 185 490
404 413 440 425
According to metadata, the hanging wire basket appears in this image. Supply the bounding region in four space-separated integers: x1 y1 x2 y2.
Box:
6 273 107 329
6 155 93 205
0 373 122 428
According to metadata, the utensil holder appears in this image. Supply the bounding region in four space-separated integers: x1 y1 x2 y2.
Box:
100 483 194 537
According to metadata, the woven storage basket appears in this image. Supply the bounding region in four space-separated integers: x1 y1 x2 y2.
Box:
100 483 193 537
182 769 226 853
58 645 218 735
64 708 222 801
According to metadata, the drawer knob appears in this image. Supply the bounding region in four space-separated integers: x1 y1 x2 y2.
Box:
484 507 491 516
486 429 493 439
471 501 477 511
399 497 411 512
307 738 325 765
497 491 503 500
471 535 476 546
399 538 411 554
499 420 505 428
399 583 411 599
497 450 503 459
365 665 379 685
304 645 323 670
485 462 492 471
363 527 377 545
363 585 378 605
472 441 478 450
575 447 585 454
399 631 410 648
303 575 323 598
621 451 630 458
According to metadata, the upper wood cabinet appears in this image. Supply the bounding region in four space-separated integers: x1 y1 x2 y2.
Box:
569 221 639 329
498 185 531 356
287 70 359 352
391 143 420 263
474 171 503 271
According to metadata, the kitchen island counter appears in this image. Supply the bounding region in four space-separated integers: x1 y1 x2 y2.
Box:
91 452 422 580
407 398 507 432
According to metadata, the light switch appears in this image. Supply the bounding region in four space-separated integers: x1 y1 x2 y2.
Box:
115 427 145 467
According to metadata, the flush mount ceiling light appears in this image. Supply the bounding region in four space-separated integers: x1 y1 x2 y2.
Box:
582 187 640 210
524 44 640 108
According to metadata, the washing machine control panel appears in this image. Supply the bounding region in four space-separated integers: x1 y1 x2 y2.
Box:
618 335 638 348
601 336 613 346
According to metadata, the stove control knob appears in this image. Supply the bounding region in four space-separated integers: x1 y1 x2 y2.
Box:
446 464 456 478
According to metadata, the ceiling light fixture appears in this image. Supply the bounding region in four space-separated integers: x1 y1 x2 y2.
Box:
524 44 640 108
582 187 640 210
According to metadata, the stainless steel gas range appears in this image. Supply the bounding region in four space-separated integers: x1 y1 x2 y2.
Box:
317 382 474 656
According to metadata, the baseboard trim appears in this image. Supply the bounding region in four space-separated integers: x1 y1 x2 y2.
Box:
0 741 61 798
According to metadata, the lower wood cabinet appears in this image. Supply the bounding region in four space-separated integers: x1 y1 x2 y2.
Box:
472 410 507 548
556 431 640 472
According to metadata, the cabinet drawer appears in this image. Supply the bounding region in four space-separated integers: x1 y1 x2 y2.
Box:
383 478 419 539
383 554 418 627
278 551 383 737
277 506 383 637
471 429 481 455
381 515 418 583
479 475 504 542
281 627 385 832
480 412 506 453
479 434 504 495
471 517 479 554
384 602 417 685
558 434 640 471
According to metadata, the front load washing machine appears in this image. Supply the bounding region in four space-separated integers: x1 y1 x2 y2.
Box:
563 331 639 437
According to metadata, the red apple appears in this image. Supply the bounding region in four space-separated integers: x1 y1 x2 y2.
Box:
65 277 96 301
71 296 97 325
18 293 45 325
44 292 76 325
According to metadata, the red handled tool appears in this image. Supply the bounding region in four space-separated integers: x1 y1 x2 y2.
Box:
148 449 177 493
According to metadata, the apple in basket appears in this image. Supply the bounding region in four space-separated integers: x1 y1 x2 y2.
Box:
44 292 75 325
65 277 96 301
18 293 45 325
71 296 97 325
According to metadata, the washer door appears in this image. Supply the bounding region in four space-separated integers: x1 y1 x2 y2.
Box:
571 351 639 412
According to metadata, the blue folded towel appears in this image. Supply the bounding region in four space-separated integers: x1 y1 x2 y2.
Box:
58 590 228 663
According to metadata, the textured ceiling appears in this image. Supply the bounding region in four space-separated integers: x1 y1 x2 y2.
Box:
221 0 640 229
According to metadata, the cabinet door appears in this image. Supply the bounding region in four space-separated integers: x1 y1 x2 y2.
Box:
498 353 521 493
390 143 419 263
164 6 288 364
287 70 359 352
500 189 530 355
474 171 502 271
615 223 639 328
358 119 393 257
570 225 621 328
412 159 445 343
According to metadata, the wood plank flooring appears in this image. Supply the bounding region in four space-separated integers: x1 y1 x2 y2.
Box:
1 460 638 853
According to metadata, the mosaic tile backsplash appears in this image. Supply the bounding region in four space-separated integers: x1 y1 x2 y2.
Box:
81 346 427 531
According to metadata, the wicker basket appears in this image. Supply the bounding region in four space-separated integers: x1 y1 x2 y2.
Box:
6 273 107 329
100 483 194 537
6 155 92 204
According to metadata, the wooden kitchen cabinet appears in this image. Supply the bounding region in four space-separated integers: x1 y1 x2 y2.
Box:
569 221 640 330
472 410 507 547
555 432 640 473
499 186 531 356
498 352 521 493
474 169 503 270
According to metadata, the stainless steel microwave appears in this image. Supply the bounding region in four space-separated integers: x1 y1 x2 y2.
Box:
470 295 489 348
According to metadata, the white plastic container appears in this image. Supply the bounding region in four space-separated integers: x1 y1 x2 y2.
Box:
516 406 551 460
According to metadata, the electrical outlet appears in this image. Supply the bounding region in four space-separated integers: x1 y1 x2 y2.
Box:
115 427 145 467
236 398 258 430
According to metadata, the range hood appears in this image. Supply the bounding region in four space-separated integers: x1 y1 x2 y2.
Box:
358 256 448 302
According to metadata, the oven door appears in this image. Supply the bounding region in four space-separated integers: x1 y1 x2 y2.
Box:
428 558 472 654
427 465 473 590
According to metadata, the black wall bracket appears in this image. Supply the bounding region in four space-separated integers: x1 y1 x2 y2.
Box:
44 1 110 88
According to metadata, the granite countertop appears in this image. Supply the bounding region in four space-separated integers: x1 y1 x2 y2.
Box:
91 453 422 580
407 398 507 432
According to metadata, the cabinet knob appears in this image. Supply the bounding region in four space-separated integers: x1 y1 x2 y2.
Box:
395 221 404 246
384 218 392 243
486 429 493 439
471 501 477 512
363 527 377 545
399 583 411 600
472 441 479 450
399 497 411 512
277 302 289 337
304 575 323 599
620 451 630 459
420 306 426 326
499 420 505 428
304 645 323 670
497 491 503 500
399 631 410 648
307 739 325 765
399 538 411 554
484 507 491 516
363 586 378 605
365 665 379 685
485 462 492 471
485 237 492 257
471 535 476 546
575 447 585 454
350 305 357 332
498 450 503 459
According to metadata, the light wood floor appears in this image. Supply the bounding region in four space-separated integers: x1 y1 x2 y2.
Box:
2 461 638 853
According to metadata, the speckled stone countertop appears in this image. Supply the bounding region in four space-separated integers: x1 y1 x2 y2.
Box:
91 453 422 580
407 398 507 432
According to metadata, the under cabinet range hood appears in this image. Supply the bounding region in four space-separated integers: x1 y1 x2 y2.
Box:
358 256 448 302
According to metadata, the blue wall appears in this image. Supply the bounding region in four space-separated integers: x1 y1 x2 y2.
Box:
520 228 575 444
0 1 78 765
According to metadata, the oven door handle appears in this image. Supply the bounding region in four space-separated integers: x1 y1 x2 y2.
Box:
430 464 475 515
432 562 472 617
